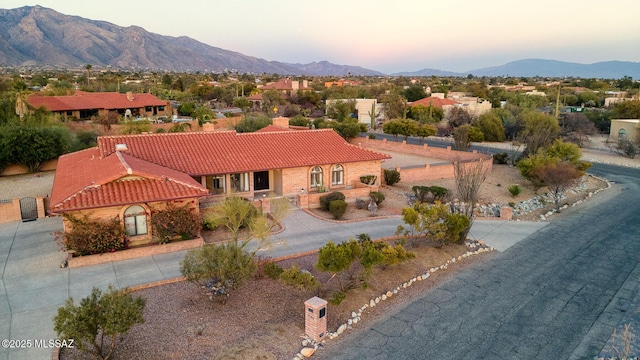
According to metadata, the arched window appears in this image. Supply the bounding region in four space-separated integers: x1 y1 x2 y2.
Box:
331 164 344 186
310 166 323 188
619 128 627 139
124 205 147 236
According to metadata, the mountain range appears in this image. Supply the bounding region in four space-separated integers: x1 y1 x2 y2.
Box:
1 6 639 79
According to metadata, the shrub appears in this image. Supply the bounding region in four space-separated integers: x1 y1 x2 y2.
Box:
445 213 471 244
58 215 127 256
360 175 377 185
429 186 450 201
329 291 346 305
150 203 201 243
384 168 401 185
279 264 319 291
180 243 257 292
493 152 509 164
320 191 345 211
263 261 284 279
355 198 366 209
54 285 146 360
329 199 348 220
368 133 376 139
369 191 385 206
412 185 430 202
508 185 522 197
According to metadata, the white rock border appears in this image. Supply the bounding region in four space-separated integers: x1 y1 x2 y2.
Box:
293 240 495 359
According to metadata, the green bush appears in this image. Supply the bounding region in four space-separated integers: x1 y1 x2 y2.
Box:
279 264 319 291
320 191 345 211
180 243 257 290
360 175 377 185
368 133 376 139
330 291 346 305
508 185 522 197
369 191 385 206
329 199 348 220
493 152 509 164
429 186 450 201
384 168 401 185
53 285 146 360
263 261 284 279
150 203 201 243
412 186 430 202
58 215 127 256
445 213 471 244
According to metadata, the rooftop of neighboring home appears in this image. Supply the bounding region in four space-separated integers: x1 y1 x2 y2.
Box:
260 77 312 91
27 91 167 112
409 96 459 108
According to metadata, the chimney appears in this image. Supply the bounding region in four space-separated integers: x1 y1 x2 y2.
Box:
126 91 134 101
272 116 290 128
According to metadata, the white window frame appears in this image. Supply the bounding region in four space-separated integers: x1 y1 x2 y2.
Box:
331 164 344 186
310 166 323 188
124 205 147 236
206 174 226 195
231 172 250 192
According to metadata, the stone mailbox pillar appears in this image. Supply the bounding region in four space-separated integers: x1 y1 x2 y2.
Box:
500 206 513 220
304 296 327 342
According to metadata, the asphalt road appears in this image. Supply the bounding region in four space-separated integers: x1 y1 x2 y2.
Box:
317 163 640 359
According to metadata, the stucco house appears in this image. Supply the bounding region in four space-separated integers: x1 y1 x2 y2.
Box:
50 128 390 245
609 119 640 142
25 91 170 121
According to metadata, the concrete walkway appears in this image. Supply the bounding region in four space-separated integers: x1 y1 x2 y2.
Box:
0 211 546 360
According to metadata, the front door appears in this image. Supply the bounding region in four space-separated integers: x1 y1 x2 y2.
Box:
253 171 269 191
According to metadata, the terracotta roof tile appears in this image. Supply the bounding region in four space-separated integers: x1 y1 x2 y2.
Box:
27 91 167 112
50 148 207 212
98 130 390 176
409 96 459 108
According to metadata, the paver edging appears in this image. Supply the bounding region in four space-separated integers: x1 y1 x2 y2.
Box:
67 237 204 268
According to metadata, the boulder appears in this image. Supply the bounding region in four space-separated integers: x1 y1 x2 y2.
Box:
301 347 316 358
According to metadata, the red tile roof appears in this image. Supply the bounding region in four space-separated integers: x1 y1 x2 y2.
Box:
97 129 390 176
50 148 208 212
27 91 167 112
254 125 309 132
261 78 312 91
409 96 459 108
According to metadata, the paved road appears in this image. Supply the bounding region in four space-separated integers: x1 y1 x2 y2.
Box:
317 166 640 359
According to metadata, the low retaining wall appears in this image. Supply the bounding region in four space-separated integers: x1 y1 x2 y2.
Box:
0 197 47 224
352 137 493 182
67 237 204 268
297 182 378 209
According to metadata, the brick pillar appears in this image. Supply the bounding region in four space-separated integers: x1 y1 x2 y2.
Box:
305 297 328 342
297 193 309 208
36 196 45 218
500 206 513 220
260 197 270 213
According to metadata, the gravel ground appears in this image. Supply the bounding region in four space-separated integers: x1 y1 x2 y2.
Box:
0 170 55 199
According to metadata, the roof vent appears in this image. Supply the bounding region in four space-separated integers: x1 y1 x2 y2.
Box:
115 143 128 152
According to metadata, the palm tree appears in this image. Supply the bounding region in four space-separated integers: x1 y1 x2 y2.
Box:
85 64 92 86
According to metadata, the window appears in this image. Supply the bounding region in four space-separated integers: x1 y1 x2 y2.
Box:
619 128 627 139
231 173 250 192
331 164 344 186
310 166 323 188
124 205 147 236
145 106 152 112
206 175 226 195
159 106 165 111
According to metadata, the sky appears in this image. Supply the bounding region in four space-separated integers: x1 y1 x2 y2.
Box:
3 0 640 74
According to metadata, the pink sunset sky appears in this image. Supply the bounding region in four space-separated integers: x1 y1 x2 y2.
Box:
4 0 640 74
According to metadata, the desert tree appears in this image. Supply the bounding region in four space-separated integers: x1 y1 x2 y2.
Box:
612 137 640 159
53 285 145 360
537 161 583 211
448 107 473 128
519 110 560 156
382 118 418 141
452 158 488 240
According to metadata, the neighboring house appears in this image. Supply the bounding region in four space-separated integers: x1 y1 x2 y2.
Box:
446 94 492 117
259 78 312 96
409 96 460 114
50 126 390 244
325 79 361 87
325 98 384 125
609 119 640 142
26 91 171 120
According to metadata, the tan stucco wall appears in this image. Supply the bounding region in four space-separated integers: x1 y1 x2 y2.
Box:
610 119 640 142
